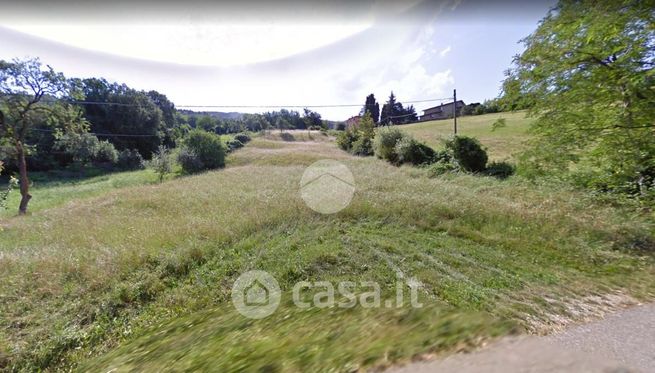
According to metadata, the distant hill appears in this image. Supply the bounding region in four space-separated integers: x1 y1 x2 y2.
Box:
178 109 244 120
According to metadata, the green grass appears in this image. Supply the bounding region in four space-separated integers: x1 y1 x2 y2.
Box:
0 168 160 219
398 111 533 160
0 131 653 371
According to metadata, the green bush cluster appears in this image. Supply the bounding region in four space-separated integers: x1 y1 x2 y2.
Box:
233 133 251 144
226 139 244 152
374 129 435 166
336 113 375 156
117 149 145 170
445 136 488 173
177 130 225 174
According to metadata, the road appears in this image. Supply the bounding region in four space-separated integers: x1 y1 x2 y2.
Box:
388 303 655 373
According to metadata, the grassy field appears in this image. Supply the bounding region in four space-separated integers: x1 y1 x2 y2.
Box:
398 111 533 161
0 130 653 372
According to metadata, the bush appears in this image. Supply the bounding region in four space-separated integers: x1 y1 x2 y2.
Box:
426 160 458 177
351 136 374 156
148 145 173 182
373 128 405 163
336 130 358 152
117 149 145 170
55 133 118 165
177 148 204 174
178 130 225 173
234 133 251 144
226 139 244 152
446 136 488 172
94 140 118 164
394 136 436 166
484 161 515 179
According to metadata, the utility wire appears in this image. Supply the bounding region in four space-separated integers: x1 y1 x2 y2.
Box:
31 128 160 137
47 97 454 109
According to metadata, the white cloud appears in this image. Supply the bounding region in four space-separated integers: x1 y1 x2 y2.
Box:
439 45 452 57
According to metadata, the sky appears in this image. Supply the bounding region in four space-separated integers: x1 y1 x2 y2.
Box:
0 0 554 120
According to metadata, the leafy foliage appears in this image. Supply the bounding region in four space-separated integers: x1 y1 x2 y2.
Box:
446 136 488 173
363 94 380 124
0 57 85 213
148 145 172 183
117 149 145 170
226 139 244 152
393 136 436 166
503 0 655 196
484 161 515 179
373 128 405 163
336 112 375 156
233 133 251 144
380 91 418 125
54 133 118 165
0 161 17 209
178 130 225 173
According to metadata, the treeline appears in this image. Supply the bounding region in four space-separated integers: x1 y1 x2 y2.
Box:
182 108 326 135
360 92 418 125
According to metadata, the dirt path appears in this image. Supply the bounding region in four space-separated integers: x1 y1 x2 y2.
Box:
388 303 655 373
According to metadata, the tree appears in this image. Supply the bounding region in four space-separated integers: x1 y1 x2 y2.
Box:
149 145 172 183
0 58 85 214
303 108 322 129
363 94 380 124
503 0 655 195
380 91 398 125
80 78 165 158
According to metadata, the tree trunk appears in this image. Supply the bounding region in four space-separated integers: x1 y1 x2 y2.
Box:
16 141 31 215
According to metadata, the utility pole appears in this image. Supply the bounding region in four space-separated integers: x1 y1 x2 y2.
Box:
453 89 458 135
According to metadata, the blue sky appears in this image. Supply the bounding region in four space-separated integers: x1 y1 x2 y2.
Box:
0 0 553 120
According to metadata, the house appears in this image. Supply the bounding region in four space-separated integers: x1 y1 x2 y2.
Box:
419 100 465 121
345 115 361 129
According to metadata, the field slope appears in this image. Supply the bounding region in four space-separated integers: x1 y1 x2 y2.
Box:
399 111 533 160
0 132 653 372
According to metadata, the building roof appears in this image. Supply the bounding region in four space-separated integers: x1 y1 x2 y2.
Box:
422 100 465 114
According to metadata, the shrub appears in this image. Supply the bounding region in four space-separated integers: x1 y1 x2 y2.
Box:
117 149 145 170
226 139 244 152
178 130 225 173
55 133 118 165
94 140 118 164
148 145 173 183
446 136 488 172
351 136 374 156
394 136 436 166
337 113 375 157
336 130 358 152
234 133 251 144
426 161 458 178
373 128 405 163
177 148 204 174
484 161 515 179
336 122 346 131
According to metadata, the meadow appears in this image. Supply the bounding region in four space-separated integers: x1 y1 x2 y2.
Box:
0 114 653 372
399 111 532 160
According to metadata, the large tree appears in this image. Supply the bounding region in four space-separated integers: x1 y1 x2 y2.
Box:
363 94 380 124
0 58 85 214
81 78 165 158
504 0 655 195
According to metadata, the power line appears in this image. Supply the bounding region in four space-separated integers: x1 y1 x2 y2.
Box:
31 128 160 137
44 97 453 109
175 97 454 109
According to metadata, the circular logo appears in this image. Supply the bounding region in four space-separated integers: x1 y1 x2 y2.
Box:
300 159 355 214
231 270 281 319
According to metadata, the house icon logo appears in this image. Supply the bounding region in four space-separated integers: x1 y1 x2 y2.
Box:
232 270 281 319
300 159 355 214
